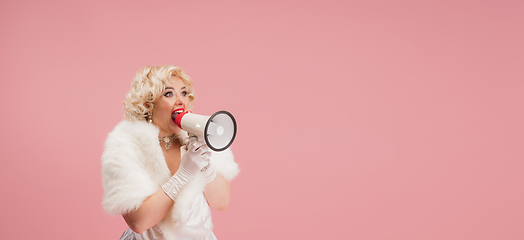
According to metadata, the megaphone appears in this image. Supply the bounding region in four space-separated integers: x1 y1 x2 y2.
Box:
172 110 237 152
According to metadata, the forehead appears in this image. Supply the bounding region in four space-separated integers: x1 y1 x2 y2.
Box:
167 76 187 89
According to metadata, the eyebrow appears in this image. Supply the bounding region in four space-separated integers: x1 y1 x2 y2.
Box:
164 87 186 91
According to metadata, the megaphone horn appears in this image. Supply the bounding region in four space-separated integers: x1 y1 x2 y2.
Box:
172 110 237 152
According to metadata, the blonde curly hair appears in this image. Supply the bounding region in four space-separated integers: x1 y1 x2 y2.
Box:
124 65 196 121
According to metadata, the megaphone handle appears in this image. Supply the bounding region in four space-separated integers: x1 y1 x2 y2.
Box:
188 134 203 144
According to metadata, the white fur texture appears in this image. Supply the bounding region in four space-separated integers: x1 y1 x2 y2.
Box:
101 120 240 239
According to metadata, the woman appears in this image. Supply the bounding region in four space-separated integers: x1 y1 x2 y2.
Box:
101 65 240 240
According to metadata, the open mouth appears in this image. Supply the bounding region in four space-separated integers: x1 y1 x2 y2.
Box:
171 109 184 122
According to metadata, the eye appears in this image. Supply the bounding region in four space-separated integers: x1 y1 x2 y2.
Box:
181 91 188 97
164 91 173 97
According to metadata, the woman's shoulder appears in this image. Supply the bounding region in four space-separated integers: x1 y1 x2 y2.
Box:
105 120 158 143
102 120 160 160
210 148 240 182
110 120 157 136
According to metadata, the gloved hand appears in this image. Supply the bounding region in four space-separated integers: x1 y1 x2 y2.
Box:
180 137 212 174
162 138 212 201
187 136 217 183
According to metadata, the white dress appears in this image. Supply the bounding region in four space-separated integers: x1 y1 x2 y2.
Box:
119 147 218 240
120 194 217 240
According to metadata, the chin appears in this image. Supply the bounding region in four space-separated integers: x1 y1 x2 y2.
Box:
170 124 183 133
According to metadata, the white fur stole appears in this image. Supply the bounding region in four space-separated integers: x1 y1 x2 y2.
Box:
101 120 240 239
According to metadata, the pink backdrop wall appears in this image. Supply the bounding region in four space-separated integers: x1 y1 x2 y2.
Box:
1 0 523 239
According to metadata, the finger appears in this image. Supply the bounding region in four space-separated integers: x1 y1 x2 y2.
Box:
198 144 210 153
187 142 198 152
188 140 204 151
193 142 207 152
201 151 212 159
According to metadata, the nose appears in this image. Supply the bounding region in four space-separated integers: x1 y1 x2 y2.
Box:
175 95 184 106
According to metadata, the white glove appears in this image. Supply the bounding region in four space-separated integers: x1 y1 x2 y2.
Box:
181 138 212 174
162 138 212 201
187 136 216 183
204 164 217 183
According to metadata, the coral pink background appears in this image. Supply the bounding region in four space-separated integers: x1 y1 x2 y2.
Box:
1 0 523 239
